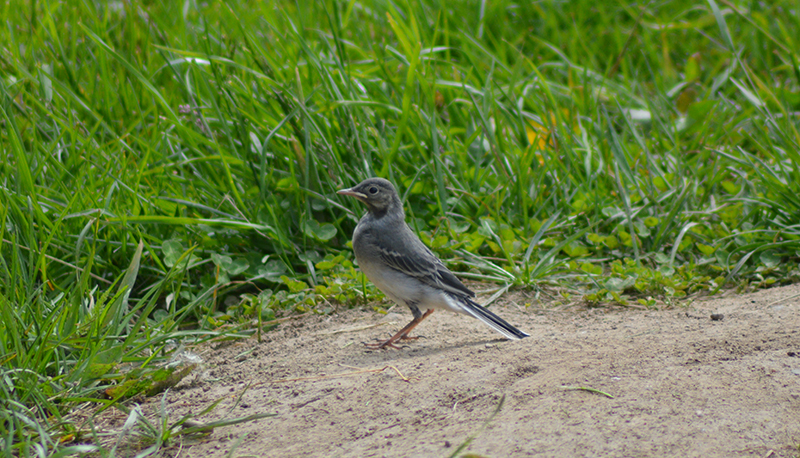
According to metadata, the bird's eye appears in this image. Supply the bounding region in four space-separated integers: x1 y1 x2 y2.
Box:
369 186 378 194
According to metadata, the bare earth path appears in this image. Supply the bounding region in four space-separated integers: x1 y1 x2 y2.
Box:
134 284 800 457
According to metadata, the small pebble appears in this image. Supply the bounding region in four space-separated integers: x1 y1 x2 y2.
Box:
710 313 724 321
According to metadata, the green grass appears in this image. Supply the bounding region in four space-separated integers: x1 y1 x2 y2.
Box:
1 0 799 454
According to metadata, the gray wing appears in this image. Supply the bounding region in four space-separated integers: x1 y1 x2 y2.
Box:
372 224 475 298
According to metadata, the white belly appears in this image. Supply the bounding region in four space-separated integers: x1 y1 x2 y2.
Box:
358 256 466 314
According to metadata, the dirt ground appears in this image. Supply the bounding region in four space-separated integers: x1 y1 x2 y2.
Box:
128 283 800 457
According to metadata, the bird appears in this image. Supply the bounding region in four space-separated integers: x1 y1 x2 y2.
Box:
337 177 529 349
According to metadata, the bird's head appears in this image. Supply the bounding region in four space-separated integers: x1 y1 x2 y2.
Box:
337 177 403 216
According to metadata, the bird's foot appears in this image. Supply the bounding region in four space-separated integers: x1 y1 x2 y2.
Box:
398 334 425 341
363 338 403 350
363 333 426 350
363 312 433 350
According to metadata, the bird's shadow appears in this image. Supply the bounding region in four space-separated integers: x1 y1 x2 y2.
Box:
347 336 518 363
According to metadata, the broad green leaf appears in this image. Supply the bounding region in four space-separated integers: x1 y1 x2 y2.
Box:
281 275 308 293
562 242 589 257
580 262 603 275
697 243 716 256
163 239 185 268
304 220 337 242
605 277 635 292
760 250 780 268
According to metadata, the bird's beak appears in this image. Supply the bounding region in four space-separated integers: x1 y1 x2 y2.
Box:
337 188 367 200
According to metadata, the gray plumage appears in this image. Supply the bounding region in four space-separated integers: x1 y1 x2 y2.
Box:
338 177 528 349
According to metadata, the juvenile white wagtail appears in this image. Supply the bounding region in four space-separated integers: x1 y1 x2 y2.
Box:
338 177 529 349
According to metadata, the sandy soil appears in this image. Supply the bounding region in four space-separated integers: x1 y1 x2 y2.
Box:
122 283 800 457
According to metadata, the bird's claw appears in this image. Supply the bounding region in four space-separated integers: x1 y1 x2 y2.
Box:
363 337 404 350
398 334 426 341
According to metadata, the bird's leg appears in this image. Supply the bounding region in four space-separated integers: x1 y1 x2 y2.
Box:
365 309 434 350
398 309 434 341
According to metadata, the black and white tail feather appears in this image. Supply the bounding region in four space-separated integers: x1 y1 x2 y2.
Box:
457 296 529 340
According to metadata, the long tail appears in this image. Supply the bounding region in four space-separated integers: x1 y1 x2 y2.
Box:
460 298 529 340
